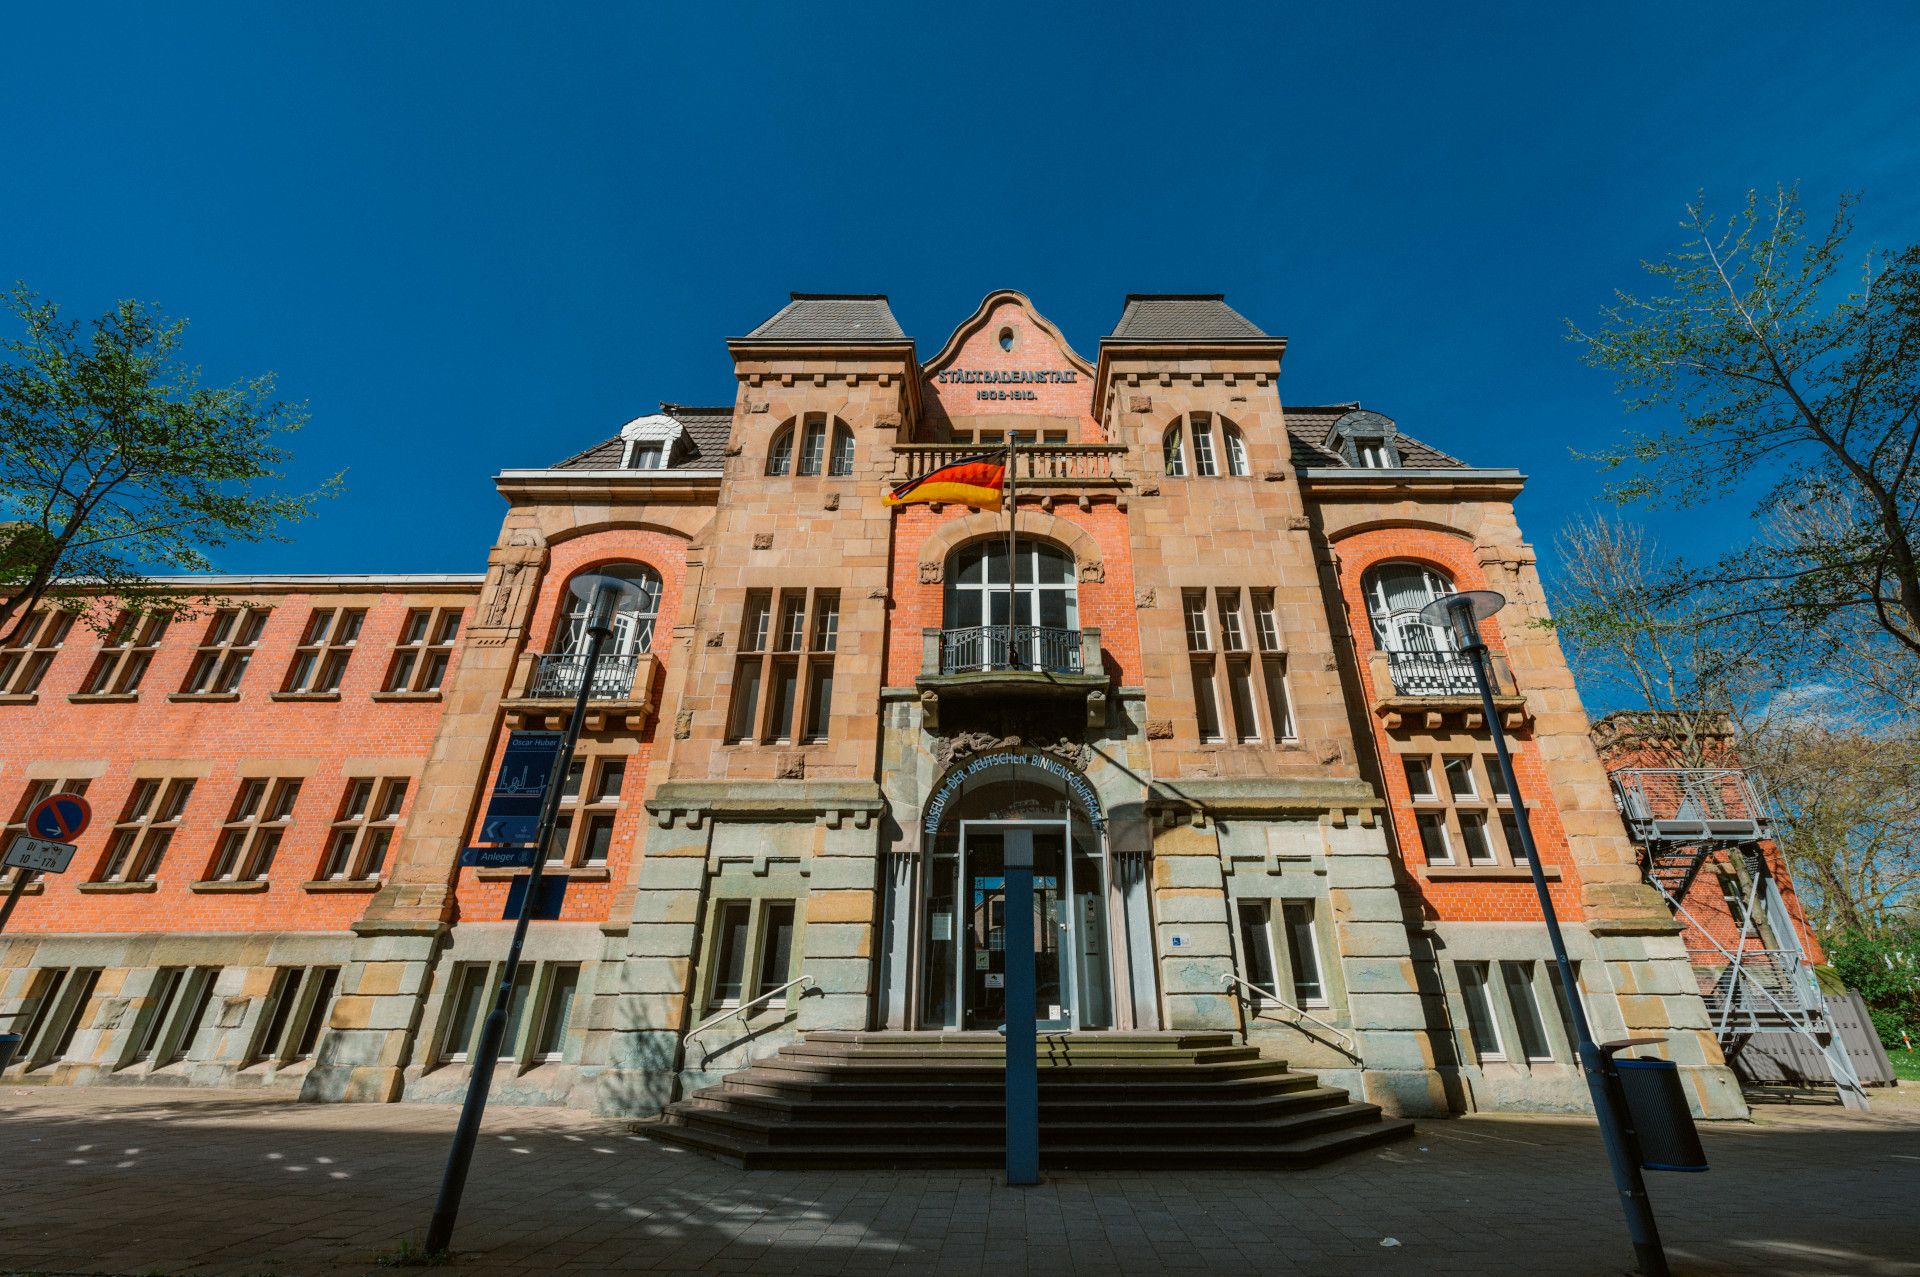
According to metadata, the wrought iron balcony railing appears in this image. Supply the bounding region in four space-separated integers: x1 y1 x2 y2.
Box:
528 651 642 701
1383 648 1481 696
939 625 1083 676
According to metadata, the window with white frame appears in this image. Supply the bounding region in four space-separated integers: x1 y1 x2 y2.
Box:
1363 563 1456 655
79 611 169 696
700 898 800 1013
206 778 302 881
1500 961 1555 1061
1181 588 1295 744
384 608 461 692
127 966 222 1068
436 961 583 1067
282 608 364 694
0 609 74 696
97 778 195 882
1162 412 1252 478
729 589 840 743
767 414 855 478
1456 962 1504 1061
544 756 625 866
1235 898 1328 1009
1398 750 1529 869
252 966 340 1065
318 777 407 880
559 564 661 659
181 607 268 694
14 967 101 1069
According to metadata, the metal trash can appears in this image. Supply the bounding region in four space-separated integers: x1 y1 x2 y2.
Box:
1614 1057 1708 1172
0 1032 21 1074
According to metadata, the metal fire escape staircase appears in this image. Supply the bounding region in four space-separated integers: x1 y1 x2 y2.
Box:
1612 768 1868 1110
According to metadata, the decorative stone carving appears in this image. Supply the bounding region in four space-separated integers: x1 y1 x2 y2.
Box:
877 413 902 431
1146 719 1174 740
1139 483 1160 497
704 632 725 647
918 560 943 584
824 492 841 511
748 400 769 413
752 533 774 550
1134 587 1157 609
932 730 1091 771
1077 560 1105 584
673 711 693 740
1288 514 1310 530
777 752 806 779
1316 741 1342 765
867 588 888 600
481 558 530 628
725 443 744 456
1129 394 1151 413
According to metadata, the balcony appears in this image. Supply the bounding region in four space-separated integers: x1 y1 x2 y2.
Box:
502 651 657 731
1613 768 1772 844
916 625 1107 730
1368 646 1528 731
892 444 1131 507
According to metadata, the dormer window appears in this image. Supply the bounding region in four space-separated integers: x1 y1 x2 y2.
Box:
629 443 665 470
1329 409 1401 470
618 412 685 471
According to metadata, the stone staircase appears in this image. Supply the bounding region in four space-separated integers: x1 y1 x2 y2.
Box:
644 1030 1413 1169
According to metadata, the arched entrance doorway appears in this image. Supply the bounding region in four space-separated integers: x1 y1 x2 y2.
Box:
913 752 1117 1031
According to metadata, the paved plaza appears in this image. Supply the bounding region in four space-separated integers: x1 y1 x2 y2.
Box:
1 1085 1916 1277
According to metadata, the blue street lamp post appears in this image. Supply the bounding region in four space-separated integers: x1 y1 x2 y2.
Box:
1002 832 1039 1186
1418 590 1669 1277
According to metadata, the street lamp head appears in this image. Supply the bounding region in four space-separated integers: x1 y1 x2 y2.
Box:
1417 589 1507 649
568 572 646 635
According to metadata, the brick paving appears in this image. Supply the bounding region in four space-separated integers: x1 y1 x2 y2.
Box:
1 1085 1916 1276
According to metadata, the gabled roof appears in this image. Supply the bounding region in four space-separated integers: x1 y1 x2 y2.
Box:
1282 404 1468 469
741 293 908 343
549 404 733 471
1108 294 1269 341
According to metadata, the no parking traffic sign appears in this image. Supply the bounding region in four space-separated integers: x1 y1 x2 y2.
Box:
28 792 90 842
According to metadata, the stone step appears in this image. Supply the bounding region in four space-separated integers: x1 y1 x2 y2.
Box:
777 1038 1265 1065
709 1068 1327 1106
744 1054 1294 1085
686 1083 1356 1127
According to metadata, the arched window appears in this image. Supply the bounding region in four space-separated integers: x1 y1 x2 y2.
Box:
560 563 663 658
942 539 1080 672
1163 412 1247 477
1363 562 1456 654
767 414 853 477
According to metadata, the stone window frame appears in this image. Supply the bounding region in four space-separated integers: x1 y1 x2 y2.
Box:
2 775 93 891
120 964 224 1071
1161 411 1250 478
1398 749 1531 872
766 413 855 478
544 754 627 868
94 777 197 884
1231 897 1330 1010
1179 587 1296 746
12 966 103 1070
278 606 366 696
249 965 342 1067
200 777 304 885
178 606 270 697
431 959 588 1071
75 610 170 699
1448 958 1584 1071
314 777 408 883
381 607 462 695
694 893 804 1017
0 608 75 699
725 588 839 745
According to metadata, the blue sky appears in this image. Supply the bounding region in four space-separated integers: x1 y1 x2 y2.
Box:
4 4 1917 585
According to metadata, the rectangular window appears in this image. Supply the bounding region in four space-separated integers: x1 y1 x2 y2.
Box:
802 662 834 742
708 903 752 1006
1498 810 1527 862
1216 590 1246 651
544 756 624 866
131 967 187 1063
208 778 301 881
1226 658 1260 743
498 965 535 1060
1190 659 1222 742
439 964 491 1063
81 611 169 696
766 661 800 742
1443 756 1478 800
283 608 365 693
1403 756 1437 801
534 964 581 1059
1251 591 1280 652
1415 812 1452 865
755 903 797 1001
1236 900 1278 998
1261 657 1294 739
320 778 406 880
17 967 94 1066
254 966 339 1064
810 593 839 652
385 607 461 692
741 591 772 653
1458 812 1497 866
1182 592 1210 651
727 657 763 742
1190 414 1218 476
1282 902 1325 1005
182 607 267 694
774 593 807 652
1546 962 1586 1049
0 609 74 695
45 969 101 1063
1457 962 1504 1061
631 442 664 469
98 778 195 882
1501 962 1554 1061
798 418 827 476
1485 758 1510 804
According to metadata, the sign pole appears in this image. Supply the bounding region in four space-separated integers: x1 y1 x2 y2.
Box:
0 871 32 936
424 592 614 1257
1003 831 1039 1186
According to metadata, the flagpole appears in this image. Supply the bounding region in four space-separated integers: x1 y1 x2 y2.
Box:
1005 440 1017 669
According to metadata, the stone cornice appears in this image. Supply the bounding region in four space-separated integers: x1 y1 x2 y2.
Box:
1298 469 1526 500
492 471 724 503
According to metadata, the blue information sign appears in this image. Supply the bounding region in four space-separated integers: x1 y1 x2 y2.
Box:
479 731 564 845
458 845 539 869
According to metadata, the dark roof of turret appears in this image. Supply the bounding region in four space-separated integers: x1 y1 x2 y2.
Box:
1108 294 1269 341
741 293 908 342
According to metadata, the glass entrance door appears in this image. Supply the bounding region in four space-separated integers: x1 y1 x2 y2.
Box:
960 824 1071 1029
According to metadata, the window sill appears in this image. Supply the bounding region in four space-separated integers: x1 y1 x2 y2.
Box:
269 691 341 703
68 691 139 704
472 865 611 882
189 879 272 893
370 690 442 702
303 878 383 892
2 879 46 895
169 692 240 704
1423 864 1560 881
0 692 38 705
76 880 159 893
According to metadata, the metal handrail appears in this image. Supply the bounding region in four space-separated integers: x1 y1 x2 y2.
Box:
939 624 1082 675
684 975 815 1068
1220 972 1360 1060
1382 647 1481 696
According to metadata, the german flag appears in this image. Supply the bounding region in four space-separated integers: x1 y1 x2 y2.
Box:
883 453 1006 508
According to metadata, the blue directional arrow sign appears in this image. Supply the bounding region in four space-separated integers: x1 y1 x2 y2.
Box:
458 845 539 869
479 730 565 846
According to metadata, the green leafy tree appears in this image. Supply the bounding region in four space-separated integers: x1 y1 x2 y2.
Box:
0 285 335 642
1824 924 1920 1047
1570 186 1920 699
